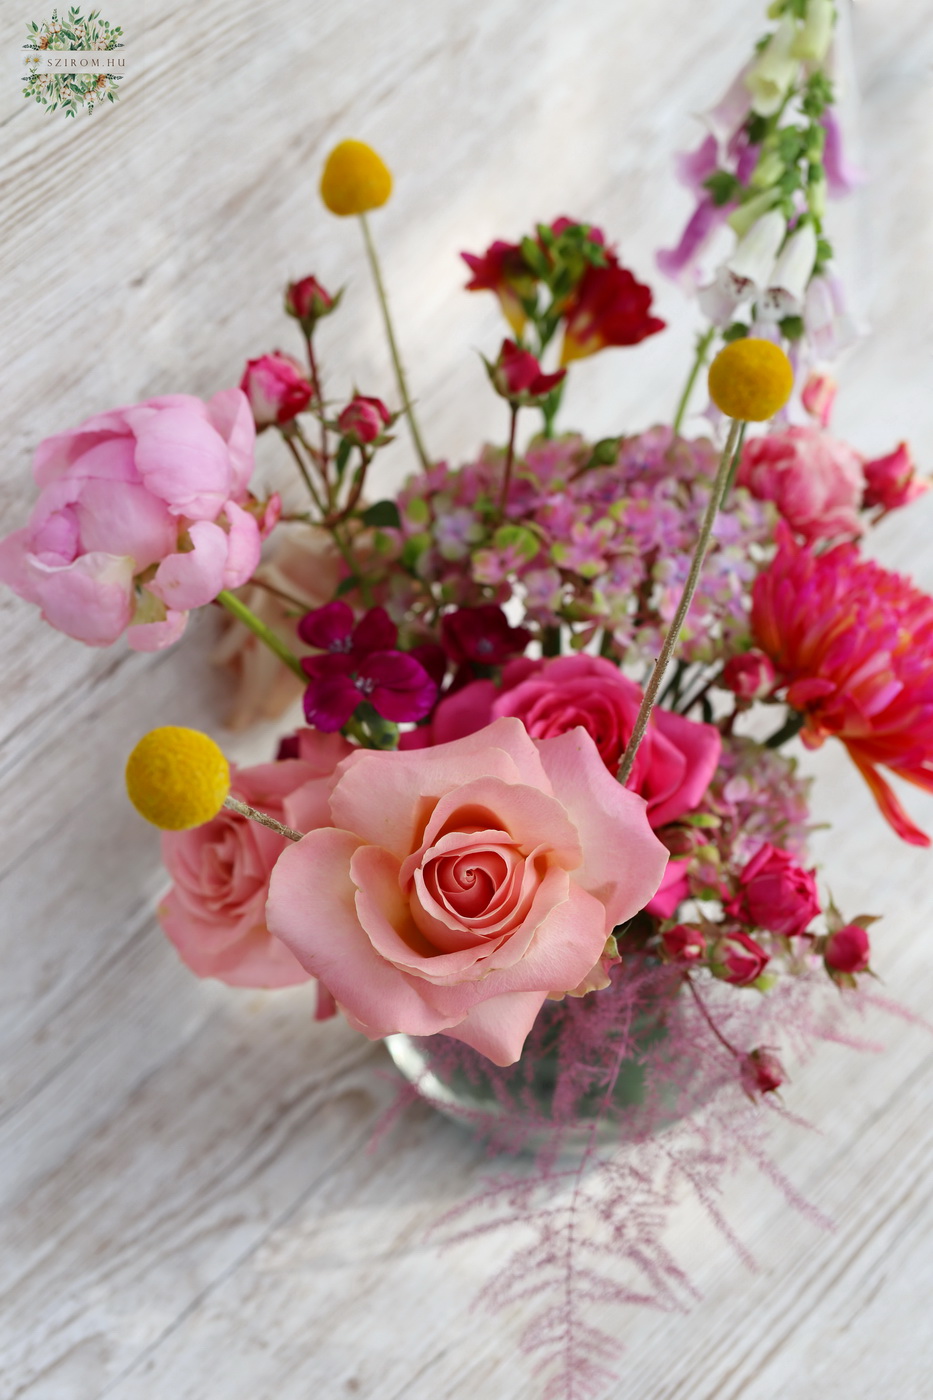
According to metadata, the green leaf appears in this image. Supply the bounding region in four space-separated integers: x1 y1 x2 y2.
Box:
335 574 358 596
779 315 805 341
519 236 550 280
360 500 401 529
334 437 352 480
722 321 749 343
703 170 742 207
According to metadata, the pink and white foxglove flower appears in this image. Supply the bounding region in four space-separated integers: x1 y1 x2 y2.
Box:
698 210 785 325
757 223 818 323
745 16 800 117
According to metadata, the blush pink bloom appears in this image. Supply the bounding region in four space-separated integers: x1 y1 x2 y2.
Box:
737 425 865 544
267 718 669 1066
240 352 314 429
159 730 352 987
408 654 720 832
752 524 933 846
724 841 820 937
0 391 260 650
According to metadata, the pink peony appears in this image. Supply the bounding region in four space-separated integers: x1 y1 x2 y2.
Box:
410 654 720 832
738 426 865 544
725 842 820 938
267 718 669 1065
240 352 314 429
0 391 260 650
159 730 352 986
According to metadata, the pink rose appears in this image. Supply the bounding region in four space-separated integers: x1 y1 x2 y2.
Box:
862 442 927 514
267 718 669 1065
713 930 770 986
721 650 776 701
240 352 314 429
0 391 260 650
724 842 820 938
740 1047 785 1097
661 923 707 963
411 654 721 831
824 923 870 975
159 730 352 986
337 395 392 445
738 425 865 544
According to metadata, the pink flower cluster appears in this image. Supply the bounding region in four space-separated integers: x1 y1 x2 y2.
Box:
0 391 261 650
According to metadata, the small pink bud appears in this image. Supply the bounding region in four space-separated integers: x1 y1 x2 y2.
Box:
240 352 314 430
285 275 337 326
489 339 566 404
337 395 392 445
801 370 837 429
713 930 770 986
661 923 707 963
824 923 870 975
722 650 776 701
741 1047 785 1098
862 442 928 514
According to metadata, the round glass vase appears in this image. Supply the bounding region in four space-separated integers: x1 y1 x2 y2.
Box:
385 970 707 1154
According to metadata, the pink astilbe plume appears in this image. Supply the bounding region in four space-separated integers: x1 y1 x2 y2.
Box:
752 524 933 846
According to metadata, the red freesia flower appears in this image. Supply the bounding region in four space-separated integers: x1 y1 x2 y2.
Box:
461 240 536 337
559 253 665 364
752 524 933 847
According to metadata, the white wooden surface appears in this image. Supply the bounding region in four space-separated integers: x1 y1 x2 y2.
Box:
2 2 933 1397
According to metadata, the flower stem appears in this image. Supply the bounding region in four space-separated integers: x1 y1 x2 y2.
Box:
304 331 331 493
359 212 430 471
617 417 742 786
498 404 519 512
216 590 306 681
683 973 740 1059
223 795 303 843
281 428 327 516
672 326 716 435
764 708 805 749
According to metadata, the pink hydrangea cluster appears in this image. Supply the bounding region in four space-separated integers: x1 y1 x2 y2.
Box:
396 427 774 665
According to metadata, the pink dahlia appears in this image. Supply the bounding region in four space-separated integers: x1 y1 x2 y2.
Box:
752 525 933 846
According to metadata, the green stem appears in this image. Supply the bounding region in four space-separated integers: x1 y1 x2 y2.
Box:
216 590 306 681
616 417 742 787
764 708 805 749
672 327 716 435
359 212 430 471
281 429 327 517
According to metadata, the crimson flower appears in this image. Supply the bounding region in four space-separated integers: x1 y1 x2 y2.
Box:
752 524 933 846
824 924 871 976
713 931 770 986
461 240 536 337
441 604 532 666
298 602 437 731
337 395 392 446
489 340 566 404
559 254 665 364
740 1048 785 1098
285 275 338 327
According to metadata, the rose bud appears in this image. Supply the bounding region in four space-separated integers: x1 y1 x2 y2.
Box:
801 370 837 429
740 1047 785 1098
285 275 339 328
824 923 871 976
862 442 928 514
724 843 820 938
722 650 776 701
661 924 707 964
488 339 566 405
712 931 770 986
337 395 392 446
240 352 314 430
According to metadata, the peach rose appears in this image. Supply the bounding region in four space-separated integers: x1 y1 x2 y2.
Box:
267 718 668 1065
159 730 351 986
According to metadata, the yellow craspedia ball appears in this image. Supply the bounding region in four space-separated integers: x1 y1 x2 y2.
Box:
126 727 230 831
320 139 392 217
707 338 794 422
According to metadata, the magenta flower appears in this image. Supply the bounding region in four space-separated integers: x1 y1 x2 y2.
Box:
713 931 770 986
724 842 820 938
337 395 392 446
285 274 338 327
461 239 536 337
490 340 566 404
440 605 531 666
299 601 437 731
862 442 928 515
240 352 314 430
824 924 871 976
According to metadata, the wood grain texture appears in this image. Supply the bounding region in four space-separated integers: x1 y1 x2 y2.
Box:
1 1 932 1397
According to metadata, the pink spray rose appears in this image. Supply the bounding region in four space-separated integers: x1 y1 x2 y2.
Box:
0 391 260 650
740 1047 785 1097
721 650 776 701
410 654 721 832
862 442 927 514
824 923 871 976
337 395 392 446
713 931 770 986
159 730 352 987
725 842 820 938
267 718 669 1065
738 425 865 544
240 352 314 429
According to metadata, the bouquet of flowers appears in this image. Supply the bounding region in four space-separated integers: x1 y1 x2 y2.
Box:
3 0 929 1392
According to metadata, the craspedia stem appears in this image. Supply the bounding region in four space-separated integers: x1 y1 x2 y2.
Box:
223 795 304 842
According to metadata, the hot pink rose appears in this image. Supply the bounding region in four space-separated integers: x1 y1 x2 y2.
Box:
240 352 314 429
661 923 707 963
824 923 871 975
738 425 865 544
0 390 260 650
337 395 392 445
725 842 820 938
267 718 669 1065
159 730 352 987
714 931 770 986
409 654 720 832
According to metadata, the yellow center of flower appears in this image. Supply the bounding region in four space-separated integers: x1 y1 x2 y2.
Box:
125 726 230 831
707 338 794 422
320 140 393 217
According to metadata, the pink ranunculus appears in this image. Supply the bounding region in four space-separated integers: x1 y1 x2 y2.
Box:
240 352 314 430
267 718 669 1066
159 730 352 987
737 425 865 545
0 391 260 650
415 654 720 832
724 841 820 938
